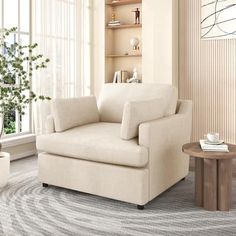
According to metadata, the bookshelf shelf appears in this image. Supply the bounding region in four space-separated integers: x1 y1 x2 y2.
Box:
106 54 142 58
106 24 142 29
106 0 142 7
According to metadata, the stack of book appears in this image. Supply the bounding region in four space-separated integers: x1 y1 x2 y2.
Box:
113 70 129 83
107 20 121 27
199 140 229 152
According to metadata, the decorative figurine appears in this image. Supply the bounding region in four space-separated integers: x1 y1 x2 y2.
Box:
130 37 139 51
132 8 141 24
127 68 140 83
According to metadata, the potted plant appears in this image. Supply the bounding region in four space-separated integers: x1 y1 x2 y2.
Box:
0 27 50 150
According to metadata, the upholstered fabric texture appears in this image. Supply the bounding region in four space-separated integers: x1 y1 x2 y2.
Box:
37 100 192 205
37 122 148 168
121 98 165 140
139 99 192 200
45 115 55 134
98 83 178 123
51 96 99 132
37 82 192 206
39 153 149 205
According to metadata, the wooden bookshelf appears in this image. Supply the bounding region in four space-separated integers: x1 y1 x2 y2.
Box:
106 24 142 29
106 0 142 7
105 0 142 83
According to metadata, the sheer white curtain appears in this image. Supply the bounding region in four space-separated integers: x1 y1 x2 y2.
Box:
32 0 92 134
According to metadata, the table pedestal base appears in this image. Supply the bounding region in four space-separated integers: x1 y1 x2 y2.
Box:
195 158 232 211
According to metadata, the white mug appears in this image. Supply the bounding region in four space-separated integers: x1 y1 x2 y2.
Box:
207 132 220 143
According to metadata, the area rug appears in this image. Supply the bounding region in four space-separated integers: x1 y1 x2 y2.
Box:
0 170 236 236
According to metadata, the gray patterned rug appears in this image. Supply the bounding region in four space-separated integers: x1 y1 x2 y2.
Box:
0 170 236 236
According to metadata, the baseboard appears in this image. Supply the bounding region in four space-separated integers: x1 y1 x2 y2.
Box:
2 140 37 162
1 134 36 148
10 150 36 161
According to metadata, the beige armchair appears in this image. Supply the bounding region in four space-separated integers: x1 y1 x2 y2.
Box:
37 84 192 209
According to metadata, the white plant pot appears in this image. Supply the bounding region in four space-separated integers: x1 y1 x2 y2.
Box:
0 152 10 188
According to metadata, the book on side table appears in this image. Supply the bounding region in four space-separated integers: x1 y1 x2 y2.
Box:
199 139 229 152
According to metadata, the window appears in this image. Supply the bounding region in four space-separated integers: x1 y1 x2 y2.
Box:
1 0 31 137
1 0 92 135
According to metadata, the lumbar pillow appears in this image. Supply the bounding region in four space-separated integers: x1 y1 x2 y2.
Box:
51 96 99 132
120 98 165 140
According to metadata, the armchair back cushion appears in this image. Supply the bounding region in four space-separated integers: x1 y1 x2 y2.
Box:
121 98 165 140
98 84 178 123
51 96 99 132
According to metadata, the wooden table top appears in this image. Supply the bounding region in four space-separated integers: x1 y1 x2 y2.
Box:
182 142 236 159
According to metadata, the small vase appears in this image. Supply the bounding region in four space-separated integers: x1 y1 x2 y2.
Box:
0 152 10 188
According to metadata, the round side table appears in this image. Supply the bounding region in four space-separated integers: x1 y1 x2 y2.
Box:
182 142 236 211
0 152 10 188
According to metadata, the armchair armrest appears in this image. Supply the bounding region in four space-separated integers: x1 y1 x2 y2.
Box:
139 100 192 147
45 115 55 134
139 100 192 200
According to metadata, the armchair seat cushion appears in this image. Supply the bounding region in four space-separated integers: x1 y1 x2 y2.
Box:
37 122 148 168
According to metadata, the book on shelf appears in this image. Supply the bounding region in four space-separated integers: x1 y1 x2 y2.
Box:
107 20 121 26
199 140 229 152
113 70 129 83
108 23 121 26
121 71 129 82
113 71 121 83
108 20 120 24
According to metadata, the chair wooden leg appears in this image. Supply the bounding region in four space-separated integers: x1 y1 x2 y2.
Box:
42 183 49 187
137 205 144 210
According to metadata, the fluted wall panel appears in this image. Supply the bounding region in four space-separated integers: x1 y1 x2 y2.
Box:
179 0 236 143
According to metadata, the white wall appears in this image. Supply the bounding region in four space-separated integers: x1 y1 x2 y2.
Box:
142 0 178 87
91 0 105 97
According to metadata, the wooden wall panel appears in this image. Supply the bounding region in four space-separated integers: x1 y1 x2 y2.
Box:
179 0 236 144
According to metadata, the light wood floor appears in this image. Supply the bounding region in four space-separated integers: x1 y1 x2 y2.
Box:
11 156 37 174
